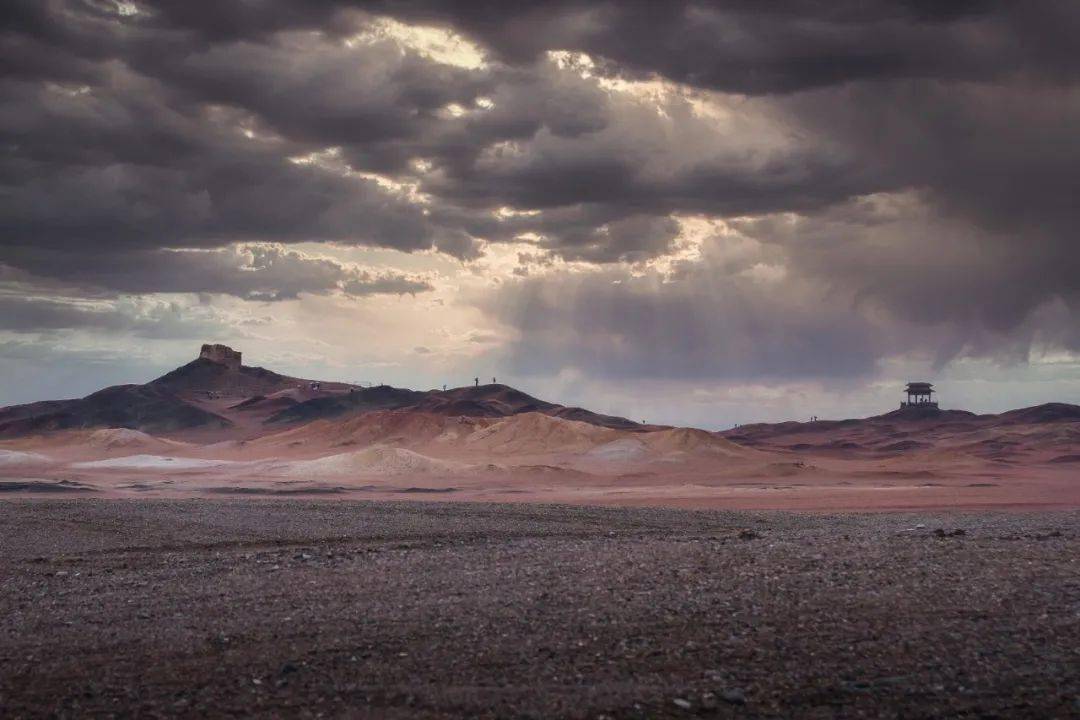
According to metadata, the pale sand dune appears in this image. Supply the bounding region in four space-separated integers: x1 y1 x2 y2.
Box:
641 427 753 457
86 428 185 450
72 454 238 470
462 413 619 454
0 449 53 467
262 445 470 477
580 431 756 467
0 427 189 463
585 437 648 462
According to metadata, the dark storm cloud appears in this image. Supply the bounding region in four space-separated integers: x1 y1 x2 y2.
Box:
486 225 1078 383
1 0 894 274
373 1 1080 91
0 295 153 333
782 81 1080 256
0 294 235 338
549 215 682 264
2 0 1079 382
153 33 493 152
0 69 464 255
0 5 493 276
731 195 1080 340
1 246 432 302
19 2 1072 92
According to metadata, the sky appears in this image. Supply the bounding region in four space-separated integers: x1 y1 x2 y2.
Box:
2 1 1079 429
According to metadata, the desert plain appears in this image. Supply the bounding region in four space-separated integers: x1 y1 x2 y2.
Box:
1 501 1078 718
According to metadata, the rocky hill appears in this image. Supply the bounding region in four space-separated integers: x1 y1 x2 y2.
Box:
266 382 657 431
0 345 655 437
149 357 298 396
6 344 1074 455
721 402 1080 462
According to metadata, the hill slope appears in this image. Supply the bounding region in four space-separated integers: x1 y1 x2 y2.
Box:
721 402 1080 461
150 358 299 396
0 345 656 438
270 383 657 431
0 384 230 437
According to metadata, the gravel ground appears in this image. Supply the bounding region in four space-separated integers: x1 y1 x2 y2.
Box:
0 500 1077 719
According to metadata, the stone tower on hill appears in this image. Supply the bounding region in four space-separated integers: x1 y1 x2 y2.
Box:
199 343 242 371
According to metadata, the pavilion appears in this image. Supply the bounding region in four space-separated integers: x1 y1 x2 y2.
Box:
902 382 938 409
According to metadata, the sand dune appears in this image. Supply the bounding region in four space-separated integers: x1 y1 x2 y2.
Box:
0 449 52 467
72 454 237 470
585 437 648 462
86 428 187 451
263 446 468 477
462 413 619 455
643 427 755 457
579 428 758 465
249 411 486 456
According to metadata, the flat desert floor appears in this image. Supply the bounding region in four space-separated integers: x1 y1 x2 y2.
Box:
1 499 1077 718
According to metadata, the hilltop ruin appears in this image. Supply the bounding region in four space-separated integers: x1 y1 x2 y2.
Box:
199 344 242 371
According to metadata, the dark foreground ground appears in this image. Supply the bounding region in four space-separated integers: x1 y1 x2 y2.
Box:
0 501 1077 719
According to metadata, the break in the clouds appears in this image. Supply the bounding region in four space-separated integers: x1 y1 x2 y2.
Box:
2 1 1079 420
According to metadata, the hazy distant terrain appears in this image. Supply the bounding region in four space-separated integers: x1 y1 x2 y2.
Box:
1 346 1078 510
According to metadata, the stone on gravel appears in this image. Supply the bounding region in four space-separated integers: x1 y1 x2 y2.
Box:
721 688 747 705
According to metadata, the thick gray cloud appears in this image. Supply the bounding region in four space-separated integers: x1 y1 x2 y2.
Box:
488 212 1080 385
731 195 1080 349
375 2 1080 91
0 0 897 273
1 246 431 301
0 294 237 339
1 0 1079 387
0 73 462 255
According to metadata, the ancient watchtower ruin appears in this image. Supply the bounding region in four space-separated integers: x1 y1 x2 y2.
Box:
902 382 937 409
199 343 242 371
